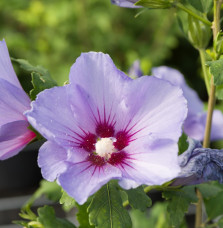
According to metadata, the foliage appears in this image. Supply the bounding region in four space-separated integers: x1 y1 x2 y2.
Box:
14 206 76 228
13 58 57 99
88 181 132 228
0 0 180 86
163 186 198 227
124 186 152 211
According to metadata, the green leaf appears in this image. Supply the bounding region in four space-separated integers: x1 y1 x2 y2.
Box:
203 184 223 220
13 58 57 100
24 180 62 209
186 0 213 13
12 58 50 76
125 186 152 211
88 182 132 228
60 190 76 212
216 85 223 100
207 59 223 86
76 202 94 228
13 220 30 227
135 0 173 9
163 186 197 227
130 202 170 228
30 72 57 100
197 182 223 199
178 132 188 155
38 205 76 228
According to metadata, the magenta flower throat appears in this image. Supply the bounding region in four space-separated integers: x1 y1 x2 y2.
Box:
25 52 187 204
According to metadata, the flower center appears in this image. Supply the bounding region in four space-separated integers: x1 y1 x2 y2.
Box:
95 137 117 160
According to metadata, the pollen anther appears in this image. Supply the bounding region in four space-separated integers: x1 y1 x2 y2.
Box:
95 137 117 160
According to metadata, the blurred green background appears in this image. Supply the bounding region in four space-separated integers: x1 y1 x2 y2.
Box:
0 0 204 95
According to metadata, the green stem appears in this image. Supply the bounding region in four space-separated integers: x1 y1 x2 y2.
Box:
195 189 203 228
175 3 212 26
203 82 216 148
195 1 222 227
199 49 210 95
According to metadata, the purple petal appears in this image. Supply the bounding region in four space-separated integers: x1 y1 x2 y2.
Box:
58 162 122 205
38 141 68 181
208 110 223 141
152 66 223 141
119 179 140 189
0 126 35 160
152 66 203 113
68 52 131 132
0 120 31 141
183 113 206 141
0 40 22 89
111 0 141 8
25 85 87 159
0 79 31 125
120 138 181 187
152 66 185 87
184 110 223 141
120 76 187 142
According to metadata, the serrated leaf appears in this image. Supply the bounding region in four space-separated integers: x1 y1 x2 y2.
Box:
38 205 76 228
163 186 197 227
76 202 94 228
13 58 50 76
88 182 132 228
13 58 57 100
207 59 223 86
204 189 223 220
186 0 213 13
30 72 57 100
60 190 76 212
197 182 223 199
125 186 152 211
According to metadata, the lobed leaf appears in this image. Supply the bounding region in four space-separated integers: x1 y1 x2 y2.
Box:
38 205 76 228
207 59 223 86
197 182 223 199
202 183 223 220
30 72 57 100
88 182 132 228
60 190 76 212
76 202 94 228
125 186 152 211
13 58 57 100
163 186 197 227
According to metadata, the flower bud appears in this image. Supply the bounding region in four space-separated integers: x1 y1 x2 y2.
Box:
188 15 211 50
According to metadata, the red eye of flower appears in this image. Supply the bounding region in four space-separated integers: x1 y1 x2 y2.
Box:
96 122 115 137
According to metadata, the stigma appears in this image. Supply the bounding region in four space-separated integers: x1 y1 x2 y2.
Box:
95 137 117 160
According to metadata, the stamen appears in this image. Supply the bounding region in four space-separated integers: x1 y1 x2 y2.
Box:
95 137 117 160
